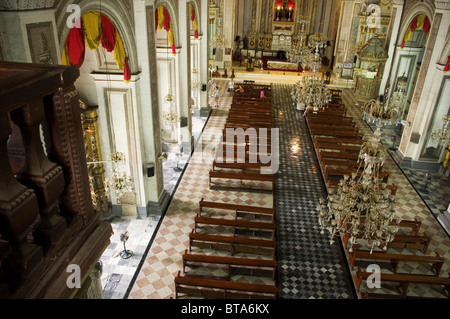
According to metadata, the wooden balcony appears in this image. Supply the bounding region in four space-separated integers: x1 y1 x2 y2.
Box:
0 61 112 298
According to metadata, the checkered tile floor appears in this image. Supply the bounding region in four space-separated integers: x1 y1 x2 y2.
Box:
341 89 450 298
124 82 450 300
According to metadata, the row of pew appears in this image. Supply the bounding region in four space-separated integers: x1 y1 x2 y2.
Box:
174 83 278 299
209 83 275 193
305 92 450 299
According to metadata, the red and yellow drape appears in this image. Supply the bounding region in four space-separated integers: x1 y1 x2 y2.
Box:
190 4 198 40
62 11 131 83
401 14 431 49
444 56 450 73
155 6 176 55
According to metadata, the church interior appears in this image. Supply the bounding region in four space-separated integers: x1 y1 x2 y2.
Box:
0 0 449 302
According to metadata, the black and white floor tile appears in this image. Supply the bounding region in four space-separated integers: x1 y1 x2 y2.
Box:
272 83 356 299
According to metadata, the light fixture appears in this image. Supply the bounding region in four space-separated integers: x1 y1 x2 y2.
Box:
103 152 134 204
431 115 450 147
362 86 402 127
291 75 332 110
290 33 331 110
317 128 398 253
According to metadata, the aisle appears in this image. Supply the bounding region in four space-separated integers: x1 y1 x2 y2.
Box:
127 80 274 299
272 83 355 299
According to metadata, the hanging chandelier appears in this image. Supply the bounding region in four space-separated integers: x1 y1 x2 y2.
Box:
317 129 398 253
362 87 402 127
287 42 313 66
291 75 332 109
431 115 450 146
290 31 331 109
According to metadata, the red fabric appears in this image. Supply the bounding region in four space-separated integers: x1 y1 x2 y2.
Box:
191 6 195 21
101 14 116 52
65 19 85 67
164 8 171 31
195 29 199 39
124 56 131 82
423 16 431 34
410 16 418 32
401 38 406 49
444 56 450 73
155 9 158 32
172 42 176 55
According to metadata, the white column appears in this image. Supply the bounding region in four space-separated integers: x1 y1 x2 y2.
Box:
333 0 355 77
380 0 404 96
200 0 209 110
131 0 168 214
178 0 194 152
223 0 235 70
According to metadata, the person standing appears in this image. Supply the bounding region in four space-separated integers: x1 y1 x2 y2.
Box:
228 79 235 96
214 87 220 108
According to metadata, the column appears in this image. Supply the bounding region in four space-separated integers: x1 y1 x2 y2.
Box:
223 0 235 71
200 0 211 114
380 0 404 95
178 0 194 154
132 0 169 216
332 0 354 77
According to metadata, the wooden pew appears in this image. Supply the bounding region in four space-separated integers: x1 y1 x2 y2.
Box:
345 218 420 236
316 142 362 153
361 292 439 299
189 230 277 256
354 267 450 297
310 128 363 139
199 199 276 223
325 168 390 183
388 233 432 254
319 150 360 162
213 161 273 173
349 250 445 275
309 122 357 130
182 250 278 280
307 116 354 124
194 216 276 239
321 159 362 171
209 170 275 192
175 271 278 299
343 232 431 254
314 136 364 147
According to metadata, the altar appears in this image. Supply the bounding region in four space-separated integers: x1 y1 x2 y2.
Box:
263 58 302 72
267 60 299 71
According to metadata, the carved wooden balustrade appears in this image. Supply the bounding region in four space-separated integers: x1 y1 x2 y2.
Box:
0 61 112 298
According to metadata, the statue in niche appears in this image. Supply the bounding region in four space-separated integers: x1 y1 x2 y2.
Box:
274 0 295 22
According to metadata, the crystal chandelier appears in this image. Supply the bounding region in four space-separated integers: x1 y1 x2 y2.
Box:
287 42 313 66
362 88 402 127
431 115 450 146
104 152 134 204
290 32 331 109
308 32 327 50
291 75 332 109
317 129 398 253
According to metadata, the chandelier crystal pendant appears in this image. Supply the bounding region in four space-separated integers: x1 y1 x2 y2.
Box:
431 115 450 146
317 129 398 253
362 87 402 127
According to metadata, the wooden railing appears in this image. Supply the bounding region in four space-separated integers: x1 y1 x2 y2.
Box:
0 62 112 298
